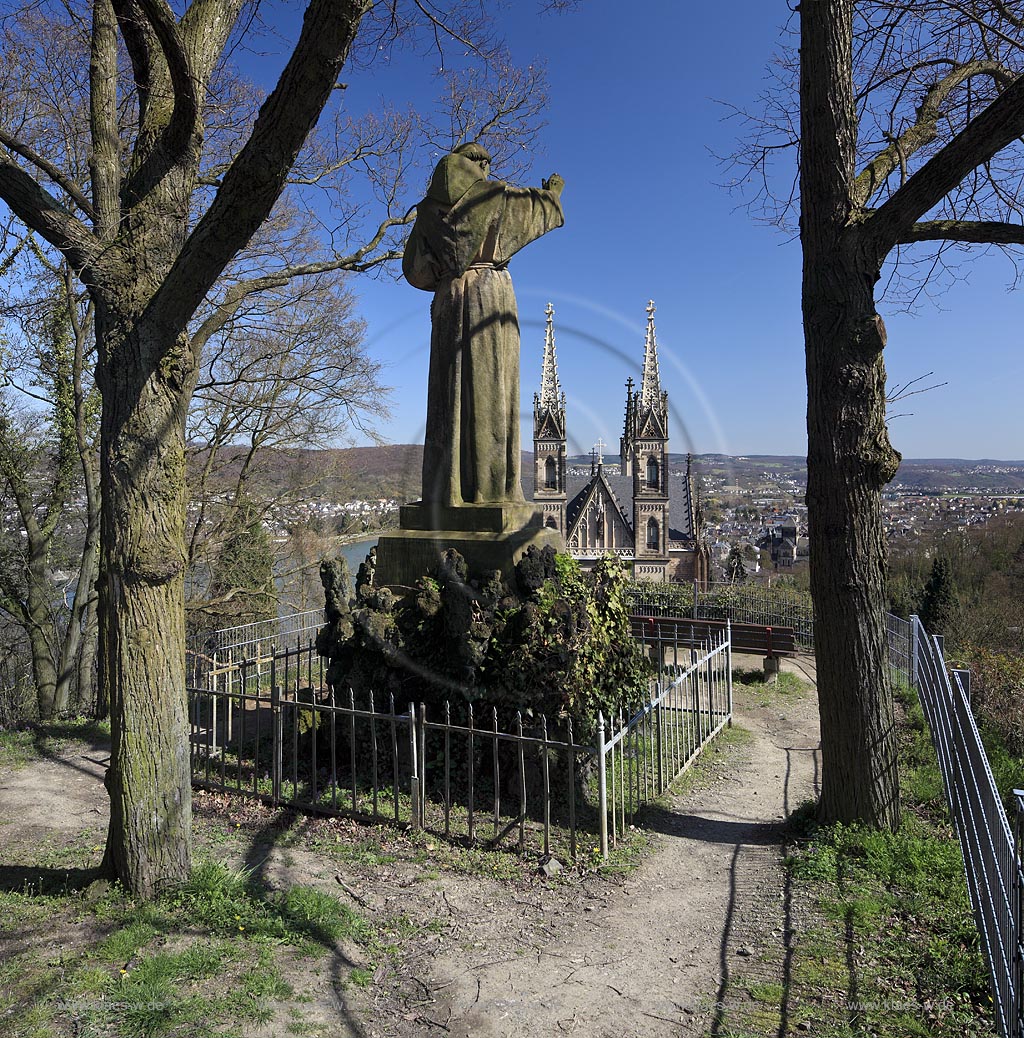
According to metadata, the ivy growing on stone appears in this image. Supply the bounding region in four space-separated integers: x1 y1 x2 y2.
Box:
316 545 650 739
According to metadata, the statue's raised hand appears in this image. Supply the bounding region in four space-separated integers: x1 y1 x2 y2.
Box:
542 174 565 196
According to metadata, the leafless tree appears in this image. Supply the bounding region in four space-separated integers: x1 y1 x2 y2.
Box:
185 277 388 631
0 0 561 894
732 0 1024 826
0 239 100 719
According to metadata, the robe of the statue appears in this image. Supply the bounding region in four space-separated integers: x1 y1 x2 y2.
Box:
403 154 564 506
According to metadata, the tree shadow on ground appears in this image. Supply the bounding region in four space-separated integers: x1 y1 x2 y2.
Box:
22 720 111 782
636 734 823 1037
0 864 99 895
236 811 374 1038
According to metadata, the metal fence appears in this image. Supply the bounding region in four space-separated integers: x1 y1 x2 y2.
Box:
187 625 732 862
913 614 1024 1038
1015 792 1024 1038
626 580 815 650
599 625 732 853
186 609 324 683
886 611 914 689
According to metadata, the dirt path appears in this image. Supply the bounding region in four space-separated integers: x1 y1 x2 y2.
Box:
380 661 822 1038
0 660 821 1038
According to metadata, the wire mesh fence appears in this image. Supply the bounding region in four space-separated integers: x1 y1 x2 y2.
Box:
186 609 324 689
1015 791 1024 1038
886 612 914 689
913 615 1024 1038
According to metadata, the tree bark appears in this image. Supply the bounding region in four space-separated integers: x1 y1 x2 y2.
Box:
801 0 901 828
24 567 59 719
97 311 196 893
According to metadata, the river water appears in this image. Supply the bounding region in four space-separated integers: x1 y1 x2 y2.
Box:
338 535 378 575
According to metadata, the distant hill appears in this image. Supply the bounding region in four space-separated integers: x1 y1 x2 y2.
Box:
209 445 1024 502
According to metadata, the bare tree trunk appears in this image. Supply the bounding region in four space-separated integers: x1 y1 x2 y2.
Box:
97 316 196 893
801 0 901 828
54 532 99 716
24 597 58 719
77 586 100 716
804 280 902 827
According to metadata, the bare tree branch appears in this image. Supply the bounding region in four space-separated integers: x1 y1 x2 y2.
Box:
898 216 1024 242
90 0 121 238
0 157 101 276
153 0 371 337
191 211 412 351
133 0 199 156
865 68 1024 255
853 59 1015 208
0 128 95 220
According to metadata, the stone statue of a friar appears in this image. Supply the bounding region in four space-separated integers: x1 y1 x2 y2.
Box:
402 142 565 506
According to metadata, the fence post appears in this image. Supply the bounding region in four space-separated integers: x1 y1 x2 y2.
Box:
909 614 920 689
409 704 420 829
597 712 609 860
952 668 971 705
726 619 733 727
656 695 664 795
271 683 282 806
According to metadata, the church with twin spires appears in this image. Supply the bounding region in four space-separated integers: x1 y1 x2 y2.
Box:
530 301 711 585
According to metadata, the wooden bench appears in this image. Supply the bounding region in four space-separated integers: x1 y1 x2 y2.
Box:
629 615 797 661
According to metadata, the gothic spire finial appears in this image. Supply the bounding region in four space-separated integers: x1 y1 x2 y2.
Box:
640 299 661 408
539 302 562 409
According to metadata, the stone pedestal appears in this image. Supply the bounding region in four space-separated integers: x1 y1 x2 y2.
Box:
374 501 564 589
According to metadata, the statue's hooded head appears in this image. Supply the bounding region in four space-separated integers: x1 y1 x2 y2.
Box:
426 142 492 207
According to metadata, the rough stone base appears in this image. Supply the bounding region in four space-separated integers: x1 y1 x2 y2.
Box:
375 501 564 590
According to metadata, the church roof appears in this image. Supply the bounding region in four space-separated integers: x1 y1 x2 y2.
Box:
525 463 697 543
565 467 633 539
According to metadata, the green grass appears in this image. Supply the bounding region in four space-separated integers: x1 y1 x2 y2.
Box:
0 860 375 1038
714 682 997 1038
981 724 1024 813
0 717 111 768
777 816 990 1037
732 666 810 701
0 726 36 766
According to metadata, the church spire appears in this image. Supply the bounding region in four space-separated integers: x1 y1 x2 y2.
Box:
538 302 562 409
640 299 662 408
532 302 567 532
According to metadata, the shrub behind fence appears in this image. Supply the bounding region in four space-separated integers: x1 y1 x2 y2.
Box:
626 580 815 650
187 626 733 861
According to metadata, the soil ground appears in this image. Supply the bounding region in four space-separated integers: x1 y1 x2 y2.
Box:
0 654 821 1037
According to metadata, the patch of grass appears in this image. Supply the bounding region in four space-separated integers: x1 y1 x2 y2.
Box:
0 726 36 767
0 860 376 1038
0 717 110 769
747 980 784 1003
732 667 810 701
981 723 1024 813
718 690 994 1038
348 966 373 988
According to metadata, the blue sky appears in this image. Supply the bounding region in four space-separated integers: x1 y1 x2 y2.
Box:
309 1 1024 461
